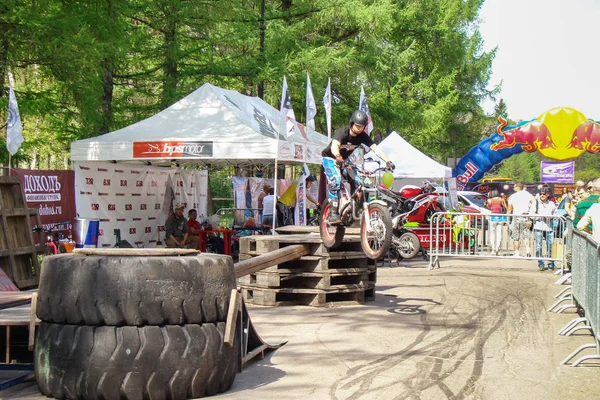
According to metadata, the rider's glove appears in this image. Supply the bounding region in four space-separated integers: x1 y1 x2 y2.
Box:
335 155 344 167
386 161 395 171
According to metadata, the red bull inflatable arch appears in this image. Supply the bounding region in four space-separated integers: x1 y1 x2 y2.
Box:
454 107 600 189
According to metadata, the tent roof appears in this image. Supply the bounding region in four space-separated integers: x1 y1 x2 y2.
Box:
368 131 452 179
70 83 328 166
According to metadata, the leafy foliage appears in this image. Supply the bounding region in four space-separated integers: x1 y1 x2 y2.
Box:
1 0 495 169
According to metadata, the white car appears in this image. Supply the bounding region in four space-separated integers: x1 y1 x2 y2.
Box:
458 191 491 215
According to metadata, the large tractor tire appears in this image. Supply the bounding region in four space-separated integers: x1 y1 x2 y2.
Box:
35 321 239 400
37 253 235 326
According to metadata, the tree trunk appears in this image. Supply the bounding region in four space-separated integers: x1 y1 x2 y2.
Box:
99 57 114 134
161 10 179 110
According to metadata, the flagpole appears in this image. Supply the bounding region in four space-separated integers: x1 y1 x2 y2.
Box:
7 154 11 176
272 76 286 232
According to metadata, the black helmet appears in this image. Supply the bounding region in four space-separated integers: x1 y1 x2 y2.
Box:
540 186 551 195
350 110 368 127
306 175 316 182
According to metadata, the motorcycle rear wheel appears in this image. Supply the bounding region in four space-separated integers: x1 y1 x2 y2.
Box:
360 203 392 260
397 231 420 259
319 203 345 249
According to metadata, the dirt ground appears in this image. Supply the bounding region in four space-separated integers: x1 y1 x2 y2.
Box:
219 258 598 400
3 257 598 400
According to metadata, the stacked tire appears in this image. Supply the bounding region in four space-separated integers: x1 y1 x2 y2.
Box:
35 253 239 399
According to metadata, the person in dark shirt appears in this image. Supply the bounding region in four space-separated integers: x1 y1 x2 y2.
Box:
321 109 395 224
165 203 199 249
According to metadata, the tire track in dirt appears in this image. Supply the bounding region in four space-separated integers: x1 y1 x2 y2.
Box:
330 273 546 399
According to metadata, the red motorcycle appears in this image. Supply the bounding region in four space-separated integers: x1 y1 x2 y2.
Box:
378 181 446 260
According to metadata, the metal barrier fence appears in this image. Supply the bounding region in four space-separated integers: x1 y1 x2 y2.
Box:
560 228 600 366
428 212 567 270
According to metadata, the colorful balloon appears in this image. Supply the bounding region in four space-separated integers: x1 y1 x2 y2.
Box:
382 171 394 188
454 107 598 190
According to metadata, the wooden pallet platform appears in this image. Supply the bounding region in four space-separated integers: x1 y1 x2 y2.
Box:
239 233 364 256
241 285 375 307
238 233 377 307
239 269 371 290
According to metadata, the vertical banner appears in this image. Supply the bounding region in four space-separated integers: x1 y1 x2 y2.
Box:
306 72 317 130
358 86 374 134
323 77 332 139
541 161 575 183
294 164 311 225
280 76 296 138
6 73 24 156
232 177 248 226
12 169 76 233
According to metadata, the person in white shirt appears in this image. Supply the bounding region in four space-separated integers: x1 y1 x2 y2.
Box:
529 187 557 270
508 182 534 257
577 202 600 243
262 188 275 227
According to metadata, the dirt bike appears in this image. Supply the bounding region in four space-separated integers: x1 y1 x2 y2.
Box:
319 158 393 260
378 181 446 260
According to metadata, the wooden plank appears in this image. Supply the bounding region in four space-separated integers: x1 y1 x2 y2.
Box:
224 289 240 346
234 244 310 278
28 293 37 351
0 293 33 310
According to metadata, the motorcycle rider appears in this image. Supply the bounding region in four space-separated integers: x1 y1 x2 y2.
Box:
321 109 395 225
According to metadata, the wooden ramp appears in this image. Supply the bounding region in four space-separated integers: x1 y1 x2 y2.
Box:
237 233 376 307
240 301 286 367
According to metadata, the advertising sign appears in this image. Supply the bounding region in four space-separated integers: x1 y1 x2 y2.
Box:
11 168 76 232
540 161 574 183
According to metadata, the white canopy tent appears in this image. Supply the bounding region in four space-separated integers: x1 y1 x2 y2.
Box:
70 83 329 167
367 131 452 179
366 131 458 207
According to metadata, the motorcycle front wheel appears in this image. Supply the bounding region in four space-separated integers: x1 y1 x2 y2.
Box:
319 203 345 249
360 203 392 260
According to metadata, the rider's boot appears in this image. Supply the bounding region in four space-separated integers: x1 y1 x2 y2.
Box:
328 199 342 225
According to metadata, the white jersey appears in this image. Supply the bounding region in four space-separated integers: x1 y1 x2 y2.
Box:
262 195 275 216
509 190 534 215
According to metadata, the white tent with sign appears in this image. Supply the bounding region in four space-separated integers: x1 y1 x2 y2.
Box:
368 131 452 179
70 83 328 166
366 131 458 206
70 83 329 247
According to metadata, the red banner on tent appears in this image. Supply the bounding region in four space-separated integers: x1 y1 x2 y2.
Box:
133 141 213 158
10 169 76 231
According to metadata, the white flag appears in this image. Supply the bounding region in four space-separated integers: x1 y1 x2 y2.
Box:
294 163 311 226
359 86 374 134
323 77 332 139
306 72 317 130
280 76 296 138
6 73 24 156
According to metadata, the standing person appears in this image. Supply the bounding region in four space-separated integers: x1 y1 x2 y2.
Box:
257 183 271 224
165 203 199 249
507 182 534 257
321 109 395 224
486 189 507 255
573 178 600 229
500 193 508 212
561 189 574 219
529 186 557 271
576 200 600 242
277 176 319 226
262 187 275 227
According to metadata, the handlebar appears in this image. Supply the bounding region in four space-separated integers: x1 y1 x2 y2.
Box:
343 159 392 175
